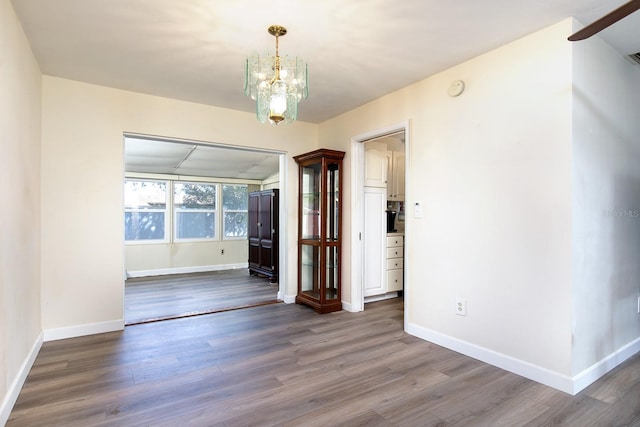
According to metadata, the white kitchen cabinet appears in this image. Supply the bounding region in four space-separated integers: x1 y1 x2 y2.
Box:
363 187 387 297
387 151 405 201
386 234 404 292
364 143 388 188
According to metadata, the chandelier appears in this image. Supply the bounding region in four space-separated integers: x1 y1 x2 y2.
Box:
244 25 308 125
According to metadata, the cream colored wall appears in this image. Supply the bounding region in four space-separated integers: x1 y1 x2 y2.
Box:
0 0 42 422
125 240 248 275
41 76 317 334
571 24 640 375
320 20 574 377
262 172 280 190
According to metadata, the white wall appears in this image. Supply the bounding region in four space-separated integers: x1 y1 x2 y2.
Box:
40 76 317 338
0 0 42 422
262 173 280 190
571 24 640 377
125 240 248 276
320 20 576 388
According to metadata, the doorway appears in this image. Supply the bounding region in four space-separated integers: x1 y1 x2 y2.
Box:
123 133 288 324
350 121 410 320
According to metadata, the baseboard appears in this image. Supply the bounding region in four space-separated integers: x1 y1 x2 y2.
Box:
407 322 640 395
1 331 43 425
364 292 399 304
572 336 640 394
282 294 296 304
342 301 355 312
407 322 576 394
126 263 249 278
43 319 124 342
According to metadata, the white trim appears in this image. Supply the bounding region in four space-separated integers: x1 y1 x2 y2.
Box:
351 121 410 314
572 336 640 394
277 153 288 307
44 319 124 342
0 332 43 426
350 137 365 312
407 322 640 395
364 292 399 304
126 171 263 185
407 322 575 393
126 263 248 279
282 294 296 304
341 301 355 312
401 123 411 332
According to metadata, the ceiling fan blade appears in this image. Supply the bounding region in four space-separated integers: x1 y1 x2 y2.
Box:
568 0 640 41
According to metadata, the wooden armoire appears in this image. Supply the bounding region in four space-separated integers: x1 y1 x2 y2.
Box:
248 189 279 283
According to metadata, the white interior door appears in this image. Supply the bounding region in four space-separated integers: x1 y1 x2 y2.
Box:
363 187 386 297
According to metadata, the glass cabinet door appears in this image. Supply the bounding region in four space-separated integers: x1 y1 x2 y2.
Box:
326 161 340 242
301 164 321 240
300 244 320 299
325 245 339 301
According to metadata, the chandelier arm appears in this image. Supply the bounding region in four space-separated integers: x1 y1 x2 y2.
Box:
273 34 281 81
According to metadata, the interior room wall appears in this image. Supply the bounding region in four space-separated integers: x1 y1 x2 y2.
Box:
0 0 43 422
40 76 317 339
124 240 249 277
571 24 640 378
262 173 280 190
319 20 576 389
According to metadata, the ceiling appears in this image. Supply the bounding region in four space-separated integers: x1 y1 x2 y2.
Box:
12 0 640 125
12 1 640 180
125 136 280 180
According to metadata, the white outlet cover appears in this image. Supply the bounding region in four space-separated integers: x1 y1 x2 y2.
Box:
456 298 467 316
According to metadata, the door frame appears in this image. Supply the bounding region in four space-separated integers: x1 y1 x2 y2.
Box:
350 121 410 318
122 133 288 306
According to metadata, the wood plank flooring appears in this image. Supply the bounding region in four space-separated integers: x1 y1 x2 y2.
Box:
125 270 279 325
8 298 640 426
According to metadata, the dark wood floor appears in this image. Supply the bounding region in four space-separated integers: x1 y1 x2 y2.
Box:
8 298 640 426
125 269 280 325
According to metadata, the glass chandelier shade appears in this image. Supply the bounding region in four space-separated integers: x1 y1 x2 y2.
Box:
244 25 308 125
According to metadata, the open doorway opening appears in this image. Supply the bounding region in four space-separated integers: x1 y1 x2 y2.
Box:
350 121 409 318
123 134 287 324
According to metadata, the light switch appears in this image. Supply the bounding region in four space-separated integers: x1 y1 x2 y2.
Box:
414 202 423 218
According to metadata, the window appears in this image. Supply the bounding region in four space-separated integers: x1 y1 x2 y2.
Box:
124 179 253 243
124 179 168 242
174 182 217 240
222 184 248 239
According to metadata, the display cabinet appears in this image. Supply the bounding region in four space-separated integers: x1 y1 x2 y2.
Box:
293 149 345 313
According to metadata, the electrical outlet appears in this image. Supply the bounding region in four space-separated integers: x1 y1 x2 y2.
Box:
221 249 225 255
456 298 467 316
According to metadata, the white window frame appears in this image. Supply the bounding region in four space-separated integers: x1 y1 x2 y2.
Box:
222 184 249 240
173 181 218 242
124 178 170 244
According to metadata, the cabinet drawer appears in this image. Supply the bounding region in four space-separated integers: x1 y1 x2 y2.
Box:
386 258 403 270
387 269 403 292
386 246 404 259
386 236 404 247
